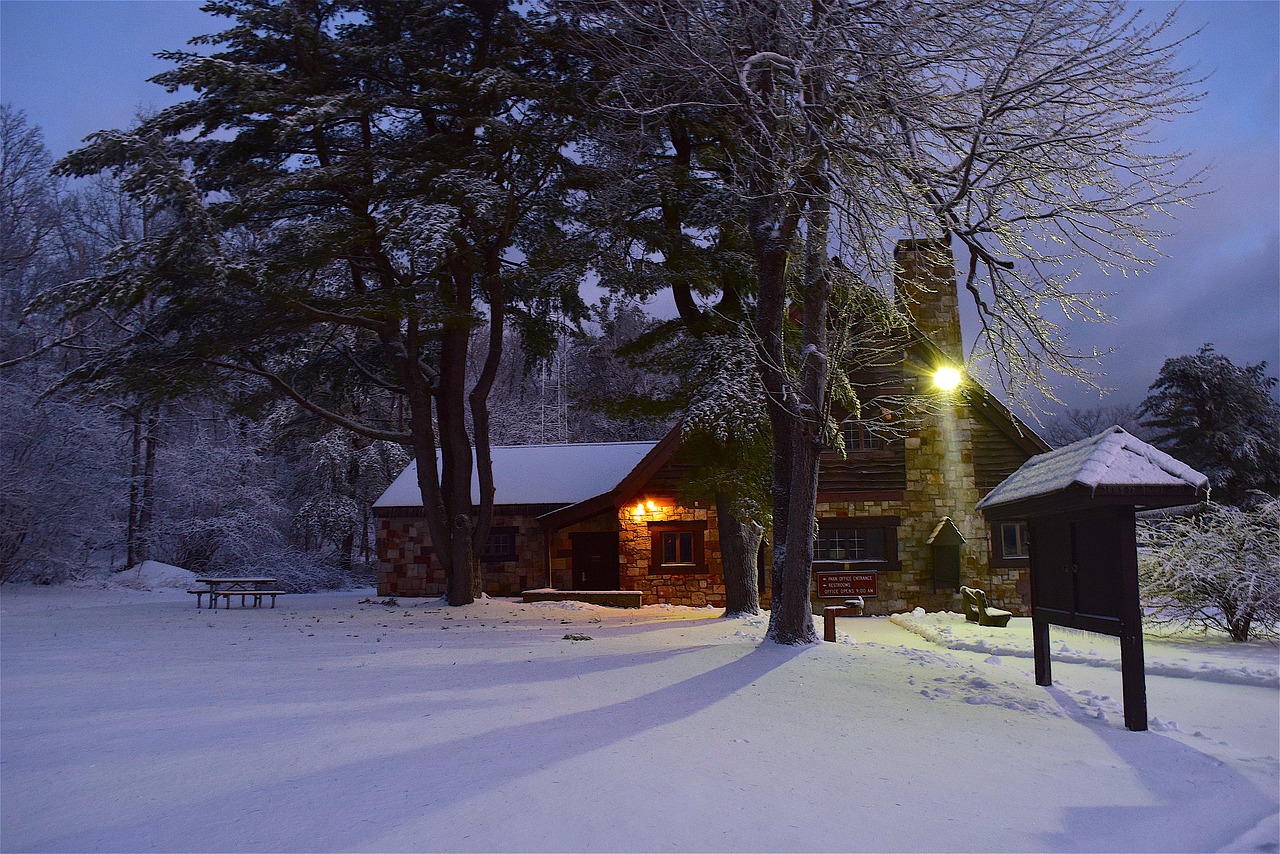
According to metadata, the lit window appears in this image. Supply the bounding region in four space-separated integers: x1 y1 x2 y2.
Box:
648 522 708 575
1000 522 1030 559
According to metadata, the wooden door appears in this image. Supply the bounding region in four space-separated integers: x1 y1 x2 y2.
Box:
571 532 619 590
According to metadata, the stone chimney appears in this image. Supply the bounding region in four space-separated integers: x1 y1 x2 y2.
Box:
894 238 963 363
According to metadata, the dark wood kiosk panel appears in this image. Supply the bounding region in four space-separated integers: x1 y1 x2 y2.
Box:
977 427 1208 731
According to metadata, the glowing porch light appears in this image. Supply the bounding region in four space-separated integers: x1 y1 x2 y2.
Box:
933 366 963 392
646 500 658 512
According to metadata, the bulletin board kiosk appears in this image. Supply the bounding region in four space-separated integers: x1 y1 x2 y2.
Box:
977 427 1208 731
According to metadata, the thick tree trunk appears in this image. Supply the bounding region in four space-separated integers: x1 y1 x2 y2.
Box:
768 437 821 643
752 243 794 611
717 491 762 616
760 182 832 645
468 261 506 602
437 313 477 606
398 305 475 606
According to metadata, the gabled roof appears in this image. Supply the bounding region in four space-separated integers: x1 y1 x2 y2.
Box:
373 441 659 509
536 427 685 528
926 517 966 546
976 426 1209 514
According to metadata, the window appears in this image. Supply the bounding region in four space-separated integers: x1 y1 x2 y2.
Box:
814 517 899 571
481 526 519 562
816 526 884 561
840 421 882 451
662 531 695 565
648 521 708 575
1000 522 1030 559
989 521 1030 567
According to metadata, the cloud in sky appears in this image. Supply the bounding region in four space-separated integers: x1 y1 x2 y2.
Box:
1 0 1276 415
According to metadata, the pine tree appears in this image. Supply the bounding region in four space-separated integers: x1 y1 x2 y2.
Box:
1140 345 1280 506
44 1 578 604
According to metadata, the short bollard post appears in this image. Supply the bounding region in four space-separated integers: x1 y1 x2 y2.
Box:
823 605 848 642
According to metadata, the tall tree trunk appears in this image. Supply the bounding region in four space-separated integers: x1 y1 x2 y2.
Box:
137 414 158 564
399 308 468 604
750 199 808 640
717 491 762 616
340 531 355 573
771 437 821 643
469 259 506 602
125 407 159 568
762 181 832 645
126 410 143 568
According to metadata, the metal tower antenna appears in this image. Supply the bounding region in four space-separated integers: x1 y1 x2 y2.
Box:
539 314 570 444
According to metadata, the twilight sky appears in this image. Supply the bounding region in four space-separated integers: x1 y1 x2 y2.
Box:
1 0 1277 416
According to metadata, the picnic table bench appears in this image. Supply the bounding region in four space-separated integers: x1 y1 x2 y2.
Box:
189 577 285 609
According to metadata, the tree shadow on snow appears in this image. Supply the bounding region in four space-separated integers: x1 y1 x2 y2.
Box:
30 640 809 852
1039 686 1278 853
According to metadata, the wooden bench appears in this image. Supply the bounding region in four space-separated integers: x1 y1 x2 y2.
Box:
961 585 1012 628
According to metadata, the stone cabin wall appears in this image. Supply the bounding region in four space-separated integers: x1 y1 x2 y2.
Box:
375 507 552 598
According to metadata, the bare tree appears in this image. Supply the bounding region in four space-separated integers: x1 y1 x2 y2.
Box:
1043 404 1147 447
562 0 1201 642
0 105 62 312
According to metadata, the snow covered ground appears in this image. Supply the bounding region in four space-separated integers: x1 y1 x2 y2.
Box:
2 573 1276 853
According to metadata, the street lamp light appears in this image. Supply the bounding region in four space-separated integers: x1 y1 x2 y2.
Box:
933 366 963 392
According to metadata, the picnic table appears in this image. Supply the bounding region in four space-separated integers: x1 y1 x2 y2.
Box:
189 577 285 609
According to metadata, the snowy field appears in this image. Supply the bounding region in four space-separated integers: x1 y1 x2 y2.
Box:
2 565 1277 853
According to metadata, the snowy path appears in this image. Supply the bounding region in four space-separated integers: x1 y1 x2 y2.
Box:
1 587 1276 853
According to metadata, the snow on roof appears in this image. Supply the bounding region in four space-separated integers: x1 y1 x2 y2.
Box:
976 426 1209 510
374 441 659 508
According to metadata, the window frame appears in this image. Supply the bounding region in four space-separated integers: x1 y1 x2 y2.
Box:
839 420 884 452
648 521 709 576
813 516 900 572
480 525 520 563
989 521 1030 567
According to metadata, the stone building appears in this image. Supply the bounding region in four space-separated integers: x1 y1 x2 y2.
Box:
373 239 1050 615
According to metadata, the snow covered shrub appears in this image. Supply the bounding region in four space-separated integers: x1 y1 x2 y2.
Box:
1138 501 1280 641
290 430 407 577
0 381 123 584
150 424 350 591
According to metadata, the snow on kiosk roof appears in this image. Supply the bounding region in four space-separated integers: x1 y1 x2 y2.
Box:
374 441 659 508
976 426 1209 518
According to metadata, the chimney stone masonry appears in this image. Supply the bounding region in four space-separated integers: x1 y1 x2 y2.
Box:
894 238 963 364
